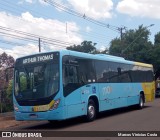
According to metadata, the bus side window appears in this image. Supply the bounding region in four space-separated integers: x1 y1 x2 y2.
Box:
63 65 80 97
108 62 118 83
63 66 69 86
118 64 131 83
78 59 96 83
95 60 109 83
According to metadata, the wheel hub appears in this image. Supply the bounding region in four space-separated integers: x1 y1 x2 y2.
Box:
88 105 95 118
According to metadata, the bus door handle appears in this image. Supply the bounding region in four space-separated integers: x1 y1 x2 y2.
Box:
86 85 91 87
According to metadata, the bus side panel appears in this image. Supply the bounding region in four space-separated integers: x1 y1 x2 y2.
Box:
142 82 155 102
127 83 141 106
99 83 128 112
99 83 113 112
65 83 99 119
113 83 128 109
65 88 85 119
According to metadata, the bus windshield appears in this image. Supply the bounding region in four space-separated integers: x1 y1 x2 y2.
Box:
14 63 59 101
14 52 59 105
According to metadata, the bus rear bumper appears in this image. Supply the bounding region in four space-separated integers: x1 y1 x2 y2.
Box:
14 106 65 121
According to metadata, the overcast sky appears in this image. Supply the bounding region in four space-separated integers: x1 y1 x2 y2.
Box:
0 0 159 58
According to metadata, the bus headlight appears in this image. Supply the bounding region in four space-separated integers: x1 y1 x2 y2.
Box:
50 99 60 110
14 104 19 112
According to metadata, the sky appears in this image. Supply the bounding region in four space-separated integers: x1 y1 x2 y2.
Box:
0 0 159 58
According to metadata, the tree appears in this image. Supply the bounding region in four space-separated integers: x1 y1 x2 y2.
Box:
109 25 153 63
0 52 15 112
0 52 14 89
6 80 13 99
0 52 14 81
67 40 97 54
154 32 160 47
151 32 160 79
109 38 122 56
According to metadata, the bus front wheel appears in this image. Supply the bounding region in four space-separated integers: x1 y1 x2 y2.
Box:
86 99 96 122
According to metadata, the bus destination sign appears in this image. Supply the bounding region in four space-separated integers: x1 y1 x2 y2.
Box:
23 53 54 64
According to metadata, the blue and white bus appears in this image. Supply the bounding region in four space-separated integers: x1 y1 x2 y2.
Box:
13 50 155 122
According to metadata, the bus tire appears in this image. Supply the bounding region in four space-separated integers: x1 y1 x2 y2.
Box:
86 99 96 122
138 94 144 109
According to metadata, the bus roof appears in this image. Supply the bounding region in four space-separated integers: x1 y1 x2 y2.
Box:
16 50 153 68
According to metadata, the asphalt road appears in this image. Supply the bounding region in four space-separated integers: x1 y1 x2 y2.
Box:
3 98 160 140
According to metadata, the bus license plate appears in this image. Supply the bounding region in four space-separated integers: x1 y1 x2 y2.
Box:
33 105 49 112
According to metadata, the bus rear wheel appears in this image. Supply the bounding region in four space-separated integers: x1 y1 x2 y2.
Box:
86 99 96 122
138 94 144 109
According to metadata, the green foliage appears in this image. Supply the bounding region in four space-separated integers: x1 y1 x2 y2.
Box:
109 38 122 56
67 40 109 54
0 80 13 113
6 80 13 99
154 32 160 47
0 52 14 113
67 40 98 54
151 32 160 79
109 25 153 62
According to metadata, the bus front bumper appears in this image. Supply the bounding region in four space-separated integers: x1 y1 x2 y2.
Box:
14 106 66 121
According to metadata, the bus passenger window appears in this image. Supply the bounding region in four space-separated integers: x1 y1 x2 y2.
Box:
63 65 80 97
78 58 96 83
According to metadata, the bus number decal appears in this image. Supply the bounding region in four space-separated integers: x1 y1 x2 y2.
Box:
102 86 112 96
82 89 90 94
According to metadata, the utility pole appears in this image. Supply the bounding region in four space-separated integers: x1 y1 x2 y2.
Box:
119 27 126 40
39 38 41 52
105 24 126 40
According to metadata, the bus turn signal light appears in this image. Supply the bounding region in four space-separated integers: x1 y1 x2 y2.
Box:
50 99 60 110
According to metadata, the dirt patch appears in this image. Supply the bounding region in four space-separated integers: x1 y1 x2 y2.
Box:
0 116 14 121
0 117 37 129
